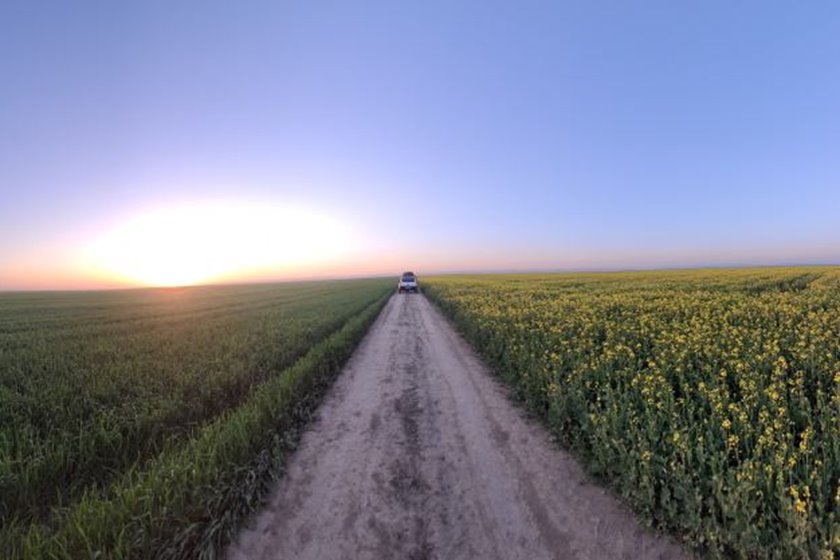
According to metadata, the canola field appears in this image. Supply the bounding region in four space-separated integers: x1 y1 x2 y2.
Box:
0 279 392 558
424 268 840 559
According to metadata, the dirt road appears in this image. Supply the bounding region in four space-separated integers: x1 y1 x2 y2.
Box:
227 295 690 560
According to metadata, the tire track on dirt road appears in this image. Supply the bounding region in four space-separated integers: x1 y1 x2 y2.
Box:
227 294 691 560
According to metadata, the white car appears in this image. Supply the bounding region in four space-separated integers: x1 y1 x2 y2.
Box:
397 272 419 293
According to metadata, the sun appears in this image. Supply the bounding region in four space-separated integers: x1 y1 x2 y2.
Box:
87 202 354 286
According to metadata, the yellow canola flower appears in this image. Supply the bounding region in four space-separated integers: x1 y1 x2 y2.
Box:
424 267 840 555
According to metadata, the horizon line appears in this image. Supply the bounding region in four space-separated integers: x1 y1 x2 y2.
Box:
1 261 838 294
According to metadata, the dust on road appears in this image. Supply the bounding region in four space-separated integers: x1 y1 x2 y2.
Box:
227 294 690 560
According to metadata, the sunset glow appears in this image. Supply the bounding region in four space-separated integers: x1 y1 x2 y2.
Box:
1 2 839 292
86 203 355 287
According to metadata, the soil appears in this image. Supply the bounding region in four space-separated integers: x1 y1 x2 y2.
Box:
227 294 691 560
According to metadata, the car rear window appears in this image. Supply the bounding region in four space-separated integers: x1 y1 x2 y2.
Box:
402 275 415 282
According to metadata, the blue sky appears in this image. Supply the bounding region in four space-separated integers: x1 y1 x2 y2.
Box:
1 1 839 288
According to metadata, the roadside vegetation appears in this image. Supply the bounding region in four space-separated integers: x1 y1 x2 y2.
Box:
425 267 840 559
0 279 391 558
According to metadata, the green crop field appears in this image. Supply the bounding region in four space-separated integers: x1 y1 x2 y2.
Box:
425 268 840 559
0 279 392 558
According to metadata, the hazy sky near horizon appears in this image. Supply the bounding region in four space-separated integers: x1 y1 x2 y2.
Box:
2 1 839 288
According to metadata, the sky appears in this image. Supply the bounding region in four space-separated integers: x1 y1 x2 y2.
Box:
1 0 839 289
